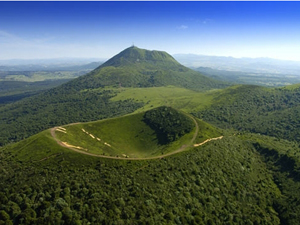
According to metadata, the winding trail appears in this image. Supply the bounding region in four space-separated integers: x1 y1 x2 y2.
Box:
193 136 223 147
50 116 223 160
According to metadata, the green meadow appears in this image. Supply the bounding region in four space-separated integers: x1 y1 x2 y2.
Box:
54 110 198 158
110 85 220 113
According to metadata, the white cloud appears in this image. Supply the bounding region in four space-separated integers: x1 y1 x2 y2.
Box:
0 31 108 60
0 30 63 59
0 30 13 38
202 19 213 24
0 30 22 43
177 25 188 30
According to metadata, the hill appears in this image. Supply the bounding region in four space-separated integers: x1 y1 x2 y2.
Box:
66 46 227 91
193 84 300 142
0 46 228 146
52 107 198 159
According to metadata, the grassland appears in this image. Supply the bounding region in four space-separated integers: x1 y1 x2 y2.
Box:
110 85 220 113
278 82 300 90
53 111 200 159
4 129 68 163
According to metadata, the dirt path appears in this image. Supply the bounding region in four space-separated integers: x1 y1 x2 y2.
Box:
50 116 222 160
193 136 223 147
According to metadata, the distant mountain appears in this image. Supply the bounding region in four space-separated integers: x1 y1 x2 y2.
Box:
0 57 103 65
0 61 102 71
173 54 300 75
194 67 300 87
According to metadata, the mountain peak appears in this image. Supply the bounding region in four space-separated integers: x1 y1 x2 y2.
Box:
101 46 178 67
70 46 227 91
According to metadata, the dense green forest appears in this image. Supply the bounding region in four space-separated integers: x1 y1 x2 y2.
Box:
242 133 300 225
194 85 300 142
0 128 284 224
0 80 72 105
143 106 194 144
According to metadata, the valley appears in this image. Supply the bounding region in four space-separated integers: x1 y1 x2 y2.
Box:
0 61 102 105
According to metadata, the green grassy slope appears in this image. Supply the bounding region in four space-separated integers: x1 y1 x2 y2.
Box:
2 129 69 163
110 85 218 113
54 109 196 158
5 101 300 224
3 106 221 162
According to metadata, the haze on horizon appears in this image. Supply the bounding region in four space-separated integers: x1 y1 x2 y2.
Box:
1 1 300 62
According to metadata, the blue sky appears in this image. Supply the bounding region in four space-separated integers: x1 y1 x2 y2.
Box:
1 1 300 61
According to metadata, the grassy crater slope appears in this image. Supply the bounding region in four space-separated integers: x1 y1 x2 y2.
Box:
54 107 198 158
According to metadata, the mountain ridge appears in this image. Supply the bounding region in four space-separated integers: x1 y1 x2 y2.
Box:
174 53 300 74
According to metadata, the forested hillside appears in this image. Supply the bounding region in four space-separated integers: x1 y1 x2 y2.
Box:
243 133 300 225
0 127 282 224
0 80 71 105
194 85 300 142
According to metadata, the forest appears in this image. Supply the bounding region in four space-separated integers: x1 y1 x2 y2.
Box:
0 132 286 225
143 106 194 144
194 85 300 142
